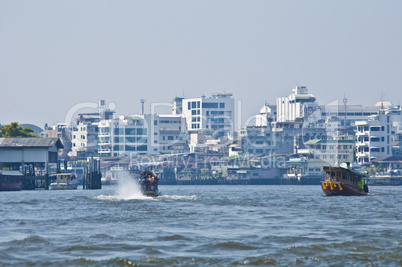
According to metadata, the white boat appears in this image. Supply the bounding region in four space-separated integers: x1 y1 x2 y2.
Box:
49 173 79 190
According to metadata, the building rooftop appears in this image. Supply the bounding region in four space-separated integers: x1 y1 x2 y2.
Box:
0 137 63 149
304 139 353 145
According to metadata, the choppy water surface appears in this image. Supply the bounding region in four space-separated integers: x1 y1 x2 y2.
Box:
0 182 401 266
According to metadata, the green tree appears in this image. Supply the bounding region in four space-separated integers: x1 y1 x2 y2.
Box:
0 122 39 137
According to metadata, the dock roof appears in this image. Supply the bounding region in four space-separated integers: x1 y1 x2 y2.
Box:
0 137 63 149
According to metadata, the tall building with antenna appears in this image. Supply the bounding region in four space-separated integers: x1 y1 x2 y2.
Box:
276 85 317 122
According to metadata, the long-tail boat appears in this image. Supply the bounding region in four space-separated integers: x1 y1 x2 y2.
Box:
321 164 370 196
138 171 159 197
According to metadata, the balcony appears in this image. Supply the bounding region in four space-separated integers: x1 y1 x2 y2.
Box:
356 151 370 158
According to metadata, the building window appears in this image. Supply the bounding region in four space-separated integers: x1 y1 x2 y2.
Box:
125 128 135 135
114 128 124 135
125 145 135 151
137 128 147 135
219 103 225 108
202 103 219 108
125 137 136 143
137 145 147 151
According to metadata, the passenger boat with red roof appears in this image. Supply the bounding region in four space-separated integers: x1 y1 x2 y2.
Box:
321 163 370 196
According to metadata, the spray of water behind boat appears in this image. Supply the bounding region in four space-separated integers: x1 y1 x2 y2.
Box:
114 171 150 200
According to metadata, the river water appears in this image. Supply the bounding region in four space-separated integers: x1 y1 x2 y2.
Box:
1 178 401 266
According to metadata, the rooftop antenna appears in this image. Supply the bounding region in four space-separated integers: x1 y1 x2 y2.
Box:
141 99 145 115
343 93 347 136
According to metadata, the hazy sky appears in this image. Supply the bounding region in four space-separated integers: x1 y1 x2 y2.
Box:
1 0 401 128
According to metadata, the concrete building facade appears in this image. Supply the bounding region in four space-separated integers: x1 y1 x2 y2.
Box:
182 93 235 138
276 86 317 122
355 113 392 164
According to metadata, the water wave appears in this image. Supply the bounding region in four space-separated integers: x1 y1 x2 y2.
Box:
158 195 199 201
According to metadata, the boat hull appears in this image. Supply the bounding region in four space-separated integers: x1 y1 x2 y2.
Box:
142 189 159 197
0 182 23 191
49 183 78 190
321 181 369 196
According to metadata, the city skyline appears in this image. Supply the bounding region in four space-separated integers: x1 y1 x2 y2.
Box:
1 1 401 127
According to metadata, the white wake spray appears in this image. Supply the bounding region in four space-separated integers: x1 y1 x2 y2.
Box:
115 171 148 200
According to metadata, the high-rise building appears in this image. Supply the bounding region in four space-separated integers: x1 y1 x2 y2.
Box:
98 114 188 156
276 86 317 122
98 115 157 157
355 113 393 164
182 93 235 138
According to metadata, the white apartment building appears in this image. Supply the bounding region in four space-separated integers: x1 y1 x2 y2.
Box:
158 115 188 154
71 122 99 157
276 86 318 122
355 113 392 164
98 114 188 156
182 93 235 138
98 115 158 156
254 104 276 127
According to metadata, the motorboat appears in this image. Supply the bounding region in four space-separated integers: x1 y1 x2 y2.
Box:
138 171 159 197
49 173 78 190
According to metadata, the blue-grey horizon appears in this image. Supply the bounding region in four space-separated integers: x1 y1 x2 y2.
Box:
1 0 401 128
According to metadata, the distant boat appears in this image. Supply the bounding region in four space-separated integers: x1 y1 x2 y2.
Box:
101 176 118 185
321 164 370 196
49 173 78 190
138 171 159 197
367 174 402 186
